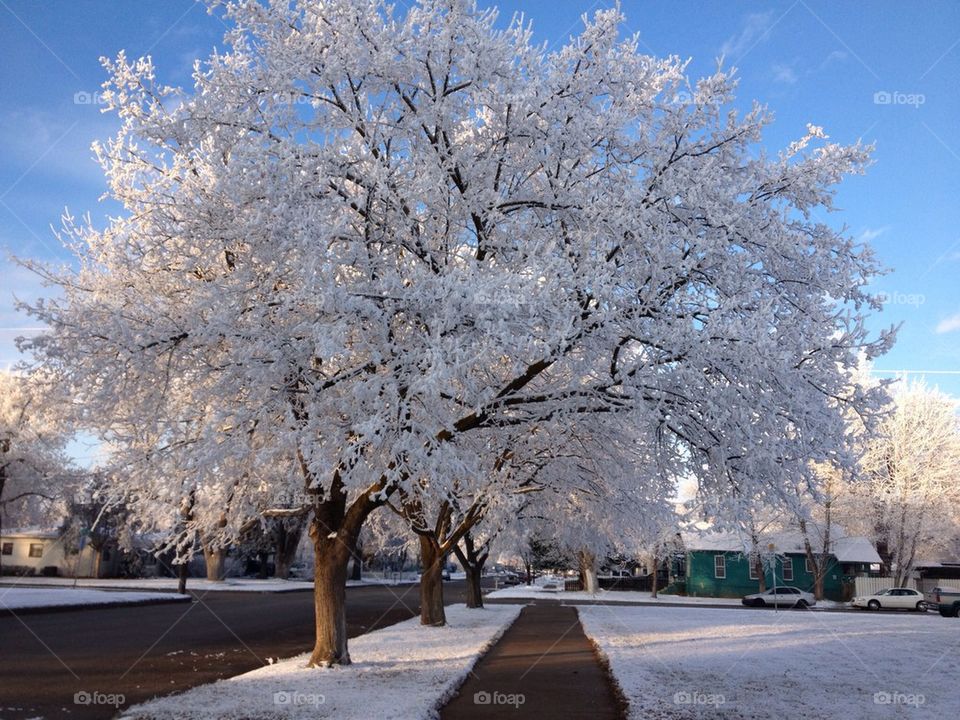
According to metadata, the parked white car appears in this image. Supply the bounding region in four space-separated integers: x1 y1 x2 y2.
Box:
742 586 816 609
536 575 565 593
851 587 927 611
599 568 632 579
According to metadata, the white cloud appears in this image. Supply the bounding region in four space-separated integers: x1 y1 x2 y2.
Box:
0 107 117 189
857 226 890 243
935 313 960 335
720 12 775 61
772 63 798 84
819 50 848 70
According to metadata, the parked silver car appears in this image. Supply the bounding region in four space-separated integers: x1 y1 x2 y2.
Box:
742 586 816 609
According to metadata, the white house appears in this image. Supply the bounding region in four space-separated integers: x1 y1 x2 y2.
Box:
0 527 120 577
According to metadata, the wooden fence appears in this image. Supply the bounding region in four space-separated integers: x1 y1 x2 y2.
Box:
853 576 917 595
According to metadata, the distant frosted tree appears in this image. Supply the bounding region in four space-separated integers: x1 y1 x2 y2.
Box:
0 371 75 551
859 382 960 585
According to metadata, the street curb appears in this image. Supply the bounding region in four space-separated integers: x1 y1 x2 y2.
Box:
483 596 934 614
0 579 422 595
0 593 192 617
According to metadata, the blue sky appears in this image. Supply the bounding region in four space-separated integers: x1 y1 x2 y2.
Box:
1 0 959 396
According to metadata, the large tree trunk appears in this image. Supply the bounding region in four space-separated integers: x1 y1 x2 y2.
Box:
275 557 292 581
419 534 446 626
0 465 6 576
202 544 227 581
177 561 188 594
650 548 658 599
579 549 598 594
306 470 385 668
453 533 487 609
273 515 306 580
464 565 483 608
399 496 484 624
309 529 352 666
755 555 767 592
800 518 827 600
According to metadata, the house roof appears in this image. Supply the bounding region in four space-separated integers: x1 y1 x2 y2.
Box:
1 527 60 540
830 536 882 564
681 530 881 564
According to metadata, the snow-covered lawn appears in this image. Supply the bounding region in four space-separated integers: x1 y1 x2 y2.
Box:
0 575 418 593
486 583 850 609
487 583 743 605
0 587 188 611
580 604 959 719
120 604 521 720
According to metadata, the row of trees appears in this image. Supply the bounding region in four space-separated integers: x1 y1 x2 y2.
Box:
9 367 955 599
13 0 896 666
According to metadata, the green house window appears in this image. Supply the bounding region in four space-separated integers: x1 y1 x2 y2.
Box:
782 556 793 581
714 554 726 579
1 542 12 556
28 543 44 558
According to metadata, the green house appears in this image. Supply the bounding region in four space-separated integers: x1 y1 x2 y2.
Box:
670 532 882 602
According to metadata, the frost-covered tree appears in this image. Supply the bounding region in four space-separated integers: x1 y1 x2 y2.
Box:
858 382 960 585
61 474 129 578
0 371 76 562
522 416 679 594
20 0 890 665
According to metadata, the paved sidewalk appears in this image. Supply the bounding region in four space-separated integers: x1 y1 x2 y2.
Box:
441 603 625 720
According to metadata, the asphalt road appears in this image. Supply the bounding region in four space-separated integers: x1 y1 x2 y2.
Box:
0 579 482 720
